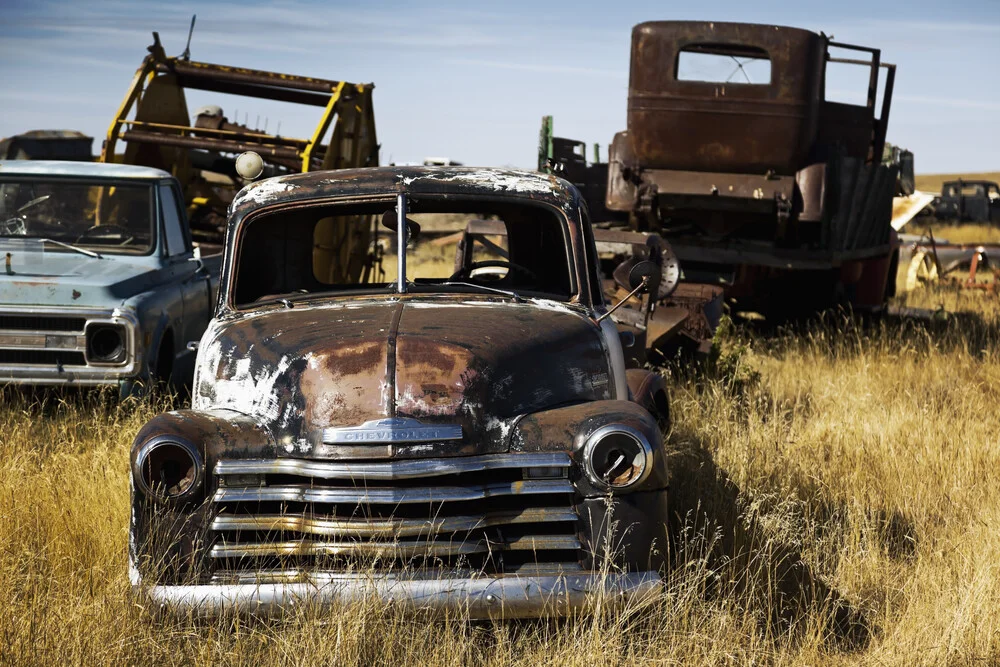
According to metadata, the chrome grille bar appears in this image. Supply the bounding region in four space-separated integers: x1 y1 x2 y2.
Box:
215 452 571 481
211 507 578 538
209 535 582 559
213 479 574 505
208 562 585 585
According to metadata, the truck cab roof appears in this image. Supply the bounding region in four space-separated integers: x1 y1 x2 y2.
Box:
0 160 171 180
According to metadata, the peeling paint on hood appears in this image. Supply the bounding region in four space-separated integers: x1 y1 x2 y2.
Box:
399 169 556 195
232 177 297 208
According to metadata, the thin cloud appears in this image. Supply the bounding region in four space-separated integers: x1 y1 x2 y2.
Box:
894 94 1000 112
4 91 106 106
446 57 623 78
865 19 1000 34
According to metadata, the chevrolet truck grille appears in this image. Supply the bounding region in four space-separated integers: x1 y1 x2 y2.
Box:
209 452 583 580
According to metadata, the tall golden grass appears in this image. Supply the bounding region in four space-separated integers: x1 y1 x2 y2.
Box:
2 287 1000 665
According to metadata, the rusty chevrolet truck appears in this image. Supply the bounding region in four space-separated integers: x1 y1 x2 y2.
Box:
129 165 671 617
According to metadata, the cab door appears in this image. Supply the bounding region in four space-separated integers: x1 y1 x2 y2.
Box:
988 184 1000 223
159 183 211 364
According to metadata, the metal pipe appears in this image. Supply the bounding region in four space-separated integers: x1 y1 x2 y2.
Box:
121 130 302 160
158 61 343 94
397 193 407 293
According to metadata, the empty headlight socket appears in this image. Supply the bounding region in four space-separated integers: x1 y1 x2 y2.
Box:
85 322 128 364
132 435 205 503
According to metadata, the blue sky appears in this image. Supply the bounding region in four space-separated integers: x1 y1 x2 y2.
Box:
1 0 998 174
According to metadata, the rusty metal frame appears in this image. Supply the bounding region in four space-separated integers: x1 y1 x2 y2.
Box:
101 33 374 174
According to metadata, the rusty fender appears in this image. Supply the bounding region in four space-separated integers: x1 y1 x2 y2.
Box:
131 408 276 483
129 409 274 585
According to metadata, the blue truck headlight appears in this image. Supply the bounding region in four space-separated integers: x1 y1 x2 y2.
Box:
583 425 653 491
133 436 204 501
85 323 127 364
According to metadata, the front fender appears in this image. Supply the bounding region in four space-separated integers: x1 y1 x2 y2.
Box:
129 409 273 584
512 400 669 573
511 400 668 496
120 284 184 383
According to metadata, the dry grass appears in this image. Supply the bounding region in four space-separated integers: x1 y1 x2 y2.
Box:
4 287 1000 665
902 222 1000 245
914 172 1000 194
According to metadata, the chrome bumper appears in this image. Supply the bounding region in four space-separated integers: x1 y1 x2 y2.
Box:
0 306 140 385
135 570 663 619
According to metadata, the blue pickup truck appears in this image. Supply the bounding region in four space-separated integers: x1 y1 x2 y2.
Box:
0 161 222 393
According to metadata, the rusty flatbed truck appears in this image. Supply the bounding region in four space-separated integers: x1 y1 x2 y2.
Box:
128 165 671 618
543 21 901 349
101 33 378 244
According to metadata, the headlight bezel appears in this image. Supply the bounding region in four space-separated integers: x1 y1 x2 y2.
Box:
85 321 129 365
132 435 205 503
582 424 653 492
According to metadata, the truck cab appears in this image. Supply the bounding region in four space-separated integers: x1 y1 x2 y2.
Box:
128 166 671 618
936 180 1000 223
0 161 221 390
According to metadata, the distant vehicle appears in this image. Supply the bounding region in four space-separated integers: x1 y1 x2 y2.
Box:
423 157 463 166
0 130 93 161
0 160 222 393
541 20 902 349
933 180 1000 223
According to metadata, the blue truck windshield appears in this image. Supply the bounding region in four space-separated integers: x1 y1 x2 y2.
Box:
0 179 154 255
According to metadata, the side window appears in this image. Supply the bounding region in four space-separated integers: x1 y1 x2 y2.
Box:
159 184 189 256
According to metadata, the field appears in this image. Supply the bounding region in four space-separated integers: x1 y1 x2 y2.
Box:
914 172 1000 194
3 285 1000 665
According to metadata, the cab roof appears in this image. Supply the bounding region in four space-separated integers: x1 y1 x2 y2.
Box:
229 166 578 221
0 160 171 180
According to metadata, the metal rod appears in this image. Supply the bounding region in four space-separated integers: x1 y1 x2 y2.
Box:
596 277 648 323
397 193 407 293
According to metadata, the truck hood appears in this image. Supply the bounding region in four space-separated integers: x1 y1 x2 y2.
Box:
0 251 166 307
193 297 613 456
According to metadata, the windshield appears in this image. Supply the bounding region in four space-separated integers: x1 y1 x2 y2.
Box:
233 199 575 307
0 178 154 254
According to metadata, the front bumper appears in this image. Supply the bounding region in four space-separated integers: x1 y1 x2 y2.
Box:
0 306 140 385
134 570 664 619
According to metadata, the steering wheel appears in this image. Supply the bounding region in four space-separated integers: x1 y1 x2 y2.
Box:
16 195 50 215
450 260 538 283
0 217 26 236
76 224 133 244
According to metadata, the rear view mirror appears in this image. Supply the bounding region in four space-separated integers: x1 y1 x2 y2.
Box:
613 257 658 293
627 260 658 292
380 209 421 241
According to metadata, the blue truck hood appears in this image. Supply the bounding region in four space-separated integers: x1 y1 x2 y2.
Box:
0 252 167 307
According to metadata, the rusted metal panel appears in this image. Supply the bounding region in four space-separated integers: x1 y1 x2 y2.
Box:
628 21 826 174
193 298 613 456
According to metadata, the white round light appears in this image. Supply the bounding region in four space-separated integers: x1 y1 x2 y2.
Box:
235 151 264 181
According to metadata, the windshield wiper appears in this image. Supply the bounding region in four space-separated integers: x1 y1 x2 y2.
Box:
436 281 523 302
38 239 103 259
